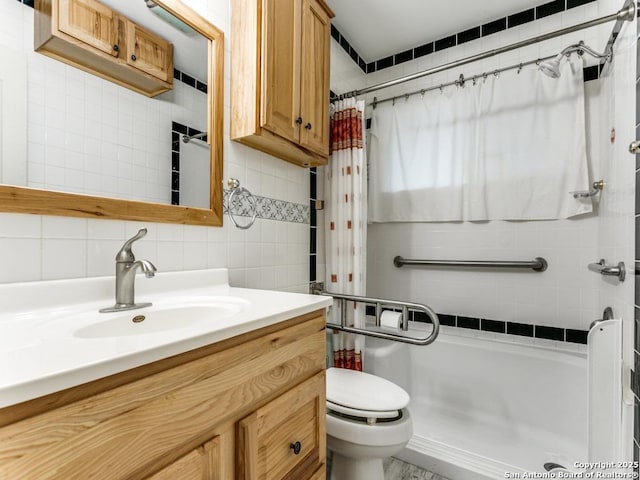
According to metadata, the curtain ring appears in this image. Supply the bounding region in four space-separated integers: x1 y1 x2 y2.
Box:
420 89 425 99
493 70 499 77
227 178 257 230
439 84 444 93
392 97 396 106
472 76 477 86
405 93 410 101
517 63 523 74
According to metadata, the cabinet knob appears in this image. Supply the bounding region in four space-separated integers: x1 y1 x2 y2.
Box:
295 117 303 125
305 123 312 130
289 441 302 455
131 54 137 61
112 44 119 52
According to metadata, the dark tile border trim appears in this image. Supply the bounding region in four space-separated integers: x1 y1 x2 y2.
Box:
331 0 596 74
171 122 206 206
364 305 588 344
173 68 208 93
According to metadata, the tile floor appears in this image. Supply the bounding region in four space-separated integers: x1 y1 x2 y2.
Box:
383 457 451 480
326 455 450 480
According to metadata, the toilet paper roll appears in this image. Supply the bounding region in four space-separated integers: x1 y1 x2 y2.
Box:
380 310 403 331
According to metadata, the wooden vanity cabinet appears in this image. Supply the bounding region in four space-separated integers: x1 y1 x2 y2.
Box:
35 0 173 97
0 310 327 480
231 0 334 168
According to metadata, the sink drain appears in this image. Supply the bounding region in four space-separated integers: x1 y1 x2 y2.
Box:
132 315 146 323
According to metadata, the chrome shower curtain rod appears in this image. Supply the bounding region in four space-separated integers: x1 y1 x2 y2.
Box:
334 0 636 100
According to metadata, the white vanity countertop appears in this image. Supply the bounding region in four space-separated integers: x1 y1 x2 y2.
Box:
0 269 332 408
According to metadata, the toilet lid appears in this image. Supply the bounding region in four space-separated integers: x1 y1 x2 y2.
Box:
326 367 410 413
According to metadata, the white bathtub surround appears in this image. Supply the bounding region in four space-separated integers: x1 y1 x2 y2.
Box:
365 329 588 480
368 55 590 222
325 98 368 370
0 268 332 407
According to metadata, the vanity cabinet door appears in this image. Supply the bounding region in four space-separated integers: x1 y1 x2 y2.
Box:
298 0 331 157
237 371 326 480
146 435 232 480
57 0 118 57
125 20 174 83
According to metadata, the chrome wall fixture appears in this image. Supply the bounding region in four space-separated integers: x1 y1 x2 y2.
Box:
182 132 207 143
588 259 626 281
227 178 257 229
571 180 605 199
323 292 440 346
393 256 548 272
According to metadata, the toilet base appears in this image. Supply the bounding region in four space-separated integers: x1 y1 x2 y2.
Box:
330 452 384 480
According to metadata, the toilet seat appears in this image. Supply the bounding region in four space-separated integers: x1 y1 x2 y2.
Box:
326 367 410 421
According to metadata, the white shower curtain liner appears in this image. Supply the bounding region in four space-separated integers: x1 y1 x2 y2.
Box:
368 55 591 222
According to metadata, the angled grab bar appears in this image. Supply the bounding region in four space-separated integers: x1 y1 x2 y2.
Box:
322 292 440 346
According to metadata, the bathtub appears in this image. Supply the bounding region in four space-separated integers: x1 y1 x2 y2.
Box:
364 327 588 480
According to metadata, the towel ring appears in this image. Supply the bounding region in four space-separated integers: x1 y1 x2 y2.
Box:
227 178 257 230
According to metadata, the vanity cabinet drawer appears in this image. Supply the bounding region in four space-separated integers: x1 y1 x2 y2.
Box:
237 371 326 480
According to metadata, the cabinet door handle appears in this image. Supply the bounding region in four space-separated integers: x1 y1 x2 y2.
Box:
305 123 312 130
289 441 302 455
295 117 303 125
112 44 119 52
131 54 137 61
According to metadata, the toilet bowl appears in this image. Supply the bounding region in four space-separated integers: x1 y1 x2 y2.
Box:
326 367 413 480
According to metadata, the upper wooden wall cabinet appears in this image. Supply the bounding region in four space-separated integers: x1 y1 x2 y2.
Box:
35 0 173 97
231 0 334 168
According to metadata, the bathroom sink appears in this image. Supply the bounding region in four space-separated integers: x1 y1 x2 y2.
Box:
74 298 249 338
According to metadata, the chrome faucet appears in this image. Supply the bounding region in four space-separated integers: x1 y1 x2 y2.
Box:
99 228 157 313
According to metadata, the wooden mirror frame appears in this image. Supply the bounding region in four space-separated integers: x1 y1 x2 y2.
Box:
0 0 224 226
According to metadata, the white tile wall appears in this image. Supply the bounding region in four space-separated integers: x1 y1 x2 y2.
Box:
328 0 636 331
0 0 310 293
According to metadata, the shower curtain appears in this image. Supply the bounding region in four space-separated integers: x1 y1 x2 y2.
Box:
325 98 367 371
368 55 590 222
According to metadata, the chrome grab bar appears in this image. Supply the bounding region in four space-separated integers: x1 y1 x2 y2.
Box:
393 256 548 272
587 259 626 281
322 292 440 346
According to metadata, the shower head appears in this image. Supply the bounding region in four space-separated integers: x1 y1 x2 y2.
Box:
539 53 564 78
538 41 611 79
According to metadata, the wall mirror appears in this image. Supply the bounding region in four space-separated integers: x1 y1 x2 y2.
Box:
0 0 223 226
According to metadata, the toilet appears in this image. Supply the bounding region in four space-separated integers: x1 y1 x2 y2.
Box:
326 367 413 480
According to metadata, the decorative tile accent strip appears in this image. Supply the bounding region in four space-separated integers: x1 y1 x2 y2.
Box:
363 305 588 344
224 190 310 224
331 0 597 74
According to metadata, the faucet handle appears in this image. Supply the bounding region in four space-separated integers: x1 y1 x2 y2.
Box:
115 228 148 262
